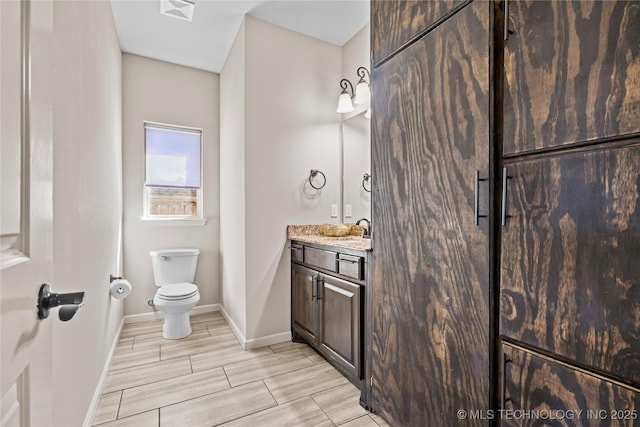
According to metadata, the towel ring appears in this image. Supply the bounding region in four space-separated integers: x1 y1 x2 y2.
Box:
362 173 371 192
309 169 326 190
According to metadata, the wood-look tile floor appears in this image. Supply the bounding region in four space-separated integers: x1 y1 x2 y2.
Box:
92 312 388 427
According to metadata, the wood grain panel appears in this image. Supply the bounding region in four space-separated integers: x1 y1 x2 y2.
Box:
371 0 468 65
504 1 640 155
371 2 490 425
500 145 640 382
320 275 361 383
292 264 318 346
502 343 640 427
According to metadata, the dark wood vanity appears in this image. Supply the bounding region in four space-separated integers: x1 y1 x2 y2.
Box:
289 239 371 407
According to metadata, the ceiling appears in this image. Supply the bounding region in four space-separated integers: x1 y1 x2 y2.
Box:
110 0 370 74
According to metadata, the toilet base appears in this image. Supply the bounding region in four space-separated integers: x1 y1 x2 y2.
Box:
162 312 192 340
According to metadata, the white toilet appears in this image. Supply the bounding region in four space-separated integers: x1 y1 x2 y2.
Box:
150 248 201 339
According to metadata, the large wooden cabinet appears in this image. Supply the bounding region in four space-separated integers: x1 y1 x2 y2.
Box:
498 0 640 420
371 0 640 425
371 1 491 425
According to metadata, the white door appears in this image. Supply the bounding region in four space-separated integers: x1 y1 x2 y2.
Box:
1 1 55 425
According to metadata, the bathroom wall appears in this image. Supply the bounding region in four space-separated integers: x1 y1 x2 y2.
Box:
220 16 342 346
122 54 220 316
51 1 122 426
220 21 247 337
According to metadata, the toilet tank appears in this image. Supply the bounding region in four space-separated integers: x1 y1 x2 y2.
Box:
150 249 200 286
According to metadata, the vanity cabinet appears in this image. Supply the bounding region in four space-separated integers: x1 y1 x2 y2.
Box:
290 242 366 387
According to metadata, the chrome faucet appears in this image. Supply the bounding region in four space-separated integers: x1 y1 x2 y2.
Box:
356 218 370 236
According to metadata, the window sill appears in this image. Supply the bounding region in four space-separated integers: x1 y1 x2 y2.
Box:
139 217 207 226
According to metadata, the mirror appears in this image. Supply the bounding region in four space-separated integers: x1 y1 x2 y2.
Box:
342 109 371 223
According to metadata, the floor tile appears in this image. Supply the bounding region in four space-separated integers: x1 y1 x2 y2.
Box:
269 340 309 353
94 410 158 427
190 346 273 373
110 346 160 371
159 381 276 427
93 391 121 425
369 412 390 426
133 329 210 351
263 362 349 404
119 367 230 418
103 357 191 394
312 382 368 425
120 320 163 339
338 414 381 427
220 396 333 427
160 332 238 360
115 337 134 353
94 313 372 426
223 350 314 387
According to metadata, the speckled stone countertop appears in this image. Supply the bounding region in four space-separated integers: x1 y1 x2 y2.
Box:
287 225 372 251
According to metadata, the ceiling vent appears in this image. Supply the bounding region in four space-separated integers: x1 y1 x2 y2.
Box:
160 0 195 22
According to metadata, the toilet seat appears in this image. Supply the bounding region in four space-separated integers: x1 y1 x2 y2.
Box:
157 283 198 301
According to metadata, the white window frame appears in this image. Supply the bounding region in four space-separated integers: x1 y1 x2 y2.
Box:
141 121 205 224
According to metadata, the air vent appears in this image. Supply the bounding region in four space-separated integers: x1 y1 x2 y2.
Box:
160 0 195 22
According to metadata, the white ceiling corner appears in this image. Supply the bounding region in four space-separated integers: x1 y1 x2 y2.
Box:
109 0 370 74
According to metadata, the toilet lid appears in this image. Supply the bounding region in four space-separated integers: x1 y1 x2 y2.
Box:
157 283 198 300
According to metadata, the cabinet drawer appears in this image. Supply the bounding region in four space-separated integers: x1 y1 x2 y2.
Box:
290 243 303 263
501 342 640 426
304 247 337 272
337 254 363 280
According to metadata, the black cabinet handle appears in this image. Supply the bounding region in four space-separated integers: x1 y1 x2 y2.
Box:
501 351 513 409
474 171 488 225
317 277 323 300
501 167 512 226
504 0 515 40
312 277 317 300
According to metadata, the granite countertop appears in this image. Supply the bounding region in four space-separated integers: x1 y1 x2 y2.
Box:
287 225 372 251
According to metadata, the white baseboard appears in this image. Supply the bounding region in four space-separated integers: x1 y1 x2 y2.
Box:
218 305 247 349
82 317 125 427
217 305 290 350
244 331 292 350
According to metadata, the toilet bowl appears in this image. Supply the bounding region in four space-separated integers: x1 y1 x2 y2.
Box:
150 249 200 339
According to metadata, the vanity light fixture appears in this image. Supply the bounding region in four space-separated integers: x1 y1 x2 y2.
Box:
337 79 355 113
354 67 371 105
337 66 371 114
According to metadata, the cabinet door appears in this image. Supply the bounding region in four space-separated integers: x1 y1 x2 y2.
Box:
502 343 640 427
500 145 640 382
319 275 361 383
503 1 640 155
372 0 467 65
291 264 319 346
371 1 490 424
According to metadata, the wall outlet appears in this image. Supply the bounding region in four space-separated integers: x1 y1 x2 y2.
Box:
345 204 352 218
331 204 338 218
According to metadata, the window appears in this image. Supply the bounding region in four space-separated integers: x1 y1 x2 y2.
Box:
144 122 202 219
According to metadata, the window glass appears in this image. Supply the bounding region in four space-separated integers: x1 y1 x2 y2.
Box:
144 123 202 218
